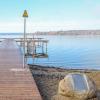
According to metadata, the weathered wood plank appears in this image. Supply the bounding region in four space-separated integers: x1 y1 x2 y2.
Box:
0 39 42 100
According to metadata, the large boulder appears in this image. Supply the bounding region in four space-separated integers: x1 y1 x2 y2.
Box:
52 94 79 100
52 94 98 100
57 73 97 100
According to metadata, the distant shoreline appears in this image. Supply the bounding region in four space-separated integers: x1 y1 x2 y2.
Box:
0 30 100 35
34 30 100 35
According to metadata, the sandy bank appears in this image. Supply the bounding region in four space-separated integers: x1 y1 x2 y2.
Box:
29 65 100 100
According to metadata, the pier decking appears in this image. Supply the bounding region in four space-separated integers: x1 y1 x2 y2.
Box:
0 39 42 100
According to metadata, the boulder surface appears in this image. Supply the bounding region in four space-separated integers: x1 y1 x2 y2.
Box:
56 73 97 100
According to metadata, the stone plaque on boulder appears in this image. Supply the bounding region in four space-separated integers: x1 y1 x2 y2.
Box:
56 73 97 100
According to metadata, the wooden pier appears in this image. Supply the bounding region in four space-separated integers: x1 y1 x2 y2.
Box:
0 38 48 58
0 39 42 100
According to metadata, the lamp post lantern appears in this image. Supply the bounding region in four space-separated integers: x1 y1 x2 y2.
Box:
22 10 28 68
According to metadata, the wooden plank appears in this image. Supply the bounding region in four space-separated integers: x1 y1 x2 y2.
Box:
0 39 42 100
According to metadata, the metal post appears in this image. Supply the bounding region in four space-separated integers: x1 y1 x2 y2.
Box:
23 18 26 68
46 42 47 54
22 10 28 68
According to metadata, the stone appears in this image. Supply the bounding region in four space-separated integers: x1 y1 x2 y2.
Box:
52 94 73 100
58 73 97 100
51 94 98 100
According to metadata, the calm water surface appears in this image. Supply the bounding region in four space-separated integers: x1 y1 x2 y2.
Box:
0 34 100 70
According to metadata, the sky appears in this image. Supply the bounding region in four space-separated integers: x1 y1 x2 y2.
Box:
0 0 100 33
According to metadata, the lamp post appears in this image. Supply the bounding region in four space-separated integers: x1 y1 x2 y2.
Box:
22 10 28 68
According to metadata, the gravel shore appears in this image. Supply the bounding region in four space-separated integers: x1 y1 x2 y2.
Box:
29 65 100 100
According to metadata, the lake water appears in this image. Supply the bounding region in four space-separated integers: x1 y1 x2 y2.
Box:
0 34 100 70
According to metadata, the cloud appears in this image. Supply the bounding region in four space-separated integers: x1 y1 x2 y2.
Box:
84 0 100 16
93 5 100 16
0 20 81 32
0 21 34 33
0 22 23 33
0 19 100 33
